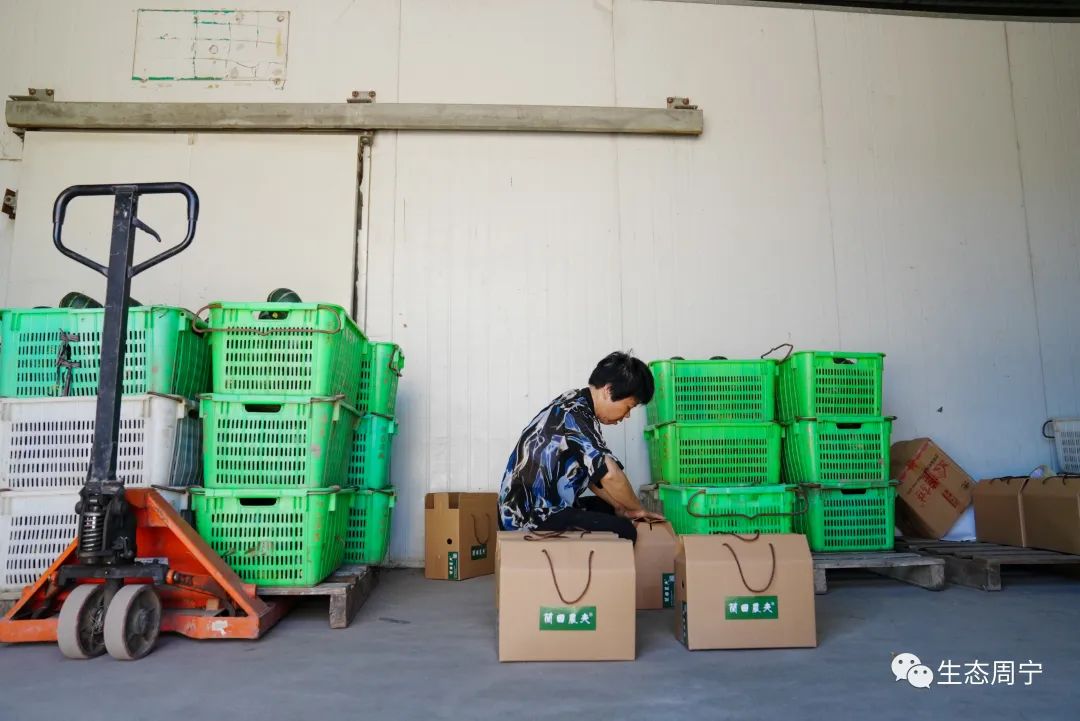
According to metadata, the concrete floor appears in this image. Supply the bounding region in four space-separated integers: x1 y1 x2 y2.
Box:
1 568 1077 721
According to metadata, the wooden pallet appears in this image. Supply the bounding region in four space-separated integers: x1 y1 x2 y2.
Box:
257 565 378 629
899 539 1080 591
812 551 945 594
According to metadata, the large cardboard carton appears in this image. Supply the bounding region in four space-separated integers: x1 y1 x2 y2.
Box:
675 534 816 650
497 533 635 662
424 492 498 581
634 520 679 610
891 438 974 539
972 477 1030 547
1022 476 1080 555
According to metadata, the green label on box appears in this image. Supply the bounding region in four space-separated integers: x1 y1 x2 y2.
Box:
448 551 459 580
681 601 689 646
662 573 675 608
539 606 596 631
471 544 488 561
724 595 778 620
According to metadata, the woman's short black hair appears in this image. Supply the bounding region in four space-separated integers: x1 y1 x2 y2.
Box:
588 351 655 405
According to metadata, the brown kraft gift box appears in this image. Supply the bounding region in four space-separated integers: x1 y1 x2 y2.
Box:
890 438 974 539
497 532 635 662
424 492 498 581
1022 475 1080 555
634 520 678 610
675 534 816 650
972 476 1032 547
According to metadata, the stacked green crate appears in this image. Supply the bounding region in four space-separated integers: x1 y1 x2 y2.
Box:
343 345 404 566
645 358 795 536
778 351 894 552
194 302 372 586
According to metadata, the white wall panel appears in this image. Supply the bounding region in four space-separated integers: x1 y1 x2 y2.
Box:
375 0 623 563
5 132 359 310
816 13 1049 479
0 0 402 160
1006 23 1080 422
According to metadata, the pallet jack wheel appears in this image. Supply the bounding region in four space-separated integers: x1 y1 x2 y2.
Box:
57 584 108 659
103 585 162 660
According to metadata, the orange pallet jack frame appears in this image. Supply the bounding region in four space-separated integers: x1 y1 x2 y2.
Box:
0 489 290 647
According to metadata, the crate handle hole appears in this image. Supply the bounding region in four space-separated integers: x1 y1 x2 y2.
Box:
835 423 862 430
243 403 283 413
832 357 856 365
238 497 278 507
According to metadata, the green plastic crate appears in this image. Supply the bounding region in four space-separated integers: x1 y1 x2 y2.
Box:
357 342 404 417
659 484 799 535
191 487 351 587
201 394 359 489
648 358 778 425
346 413 398 490
644 422 783 486
343 489 395 565
782 416 892 484
0 306 209 398
778 351 884 422
205 302 367 404
795 481 897 552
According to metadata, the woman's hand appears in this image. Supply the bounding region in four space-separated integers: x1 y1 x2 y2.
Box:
620 508 666 523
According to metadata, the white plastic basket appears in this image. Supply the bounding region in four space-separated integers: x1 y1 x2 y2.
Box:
0 488 190 592
0 394 201 492
0 490 77 590
1049 418 1080 474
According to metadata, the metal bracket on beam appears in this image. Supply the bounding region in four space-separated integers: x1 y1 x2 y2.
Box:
5 99 703 136
8 88 54 103
667 96 698 110
347 90 377 104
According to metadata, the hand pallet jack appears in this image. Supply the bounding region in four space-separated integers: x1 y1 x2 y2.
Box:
0 183 288 659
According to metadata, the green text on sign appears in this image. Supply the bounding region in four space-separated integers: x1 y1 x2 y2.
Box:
448 551 459 580
662 573 675 608
539 606 597 631
724 595 778 620
471 544 488 561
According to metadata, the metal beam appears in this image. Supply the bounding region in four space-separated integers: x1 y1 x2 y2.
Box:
650 0 1080 22
5 100 703 136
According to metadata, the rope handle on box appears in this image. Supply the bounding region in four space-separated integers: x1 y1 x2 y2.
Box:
192 302 344 336
684 489 808 520
541 548 594 605
722 541 777 594
471 513 492 546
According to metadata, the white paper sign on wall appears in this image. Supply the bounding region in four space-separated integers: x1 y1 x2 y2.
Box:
132 9 289 85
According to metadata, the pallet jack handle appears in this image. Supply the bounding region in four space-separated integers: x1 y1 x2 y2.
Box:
53 182 199 278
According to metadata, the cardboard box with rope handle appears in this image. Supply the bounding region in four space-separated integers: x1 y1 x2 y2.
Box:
675 533 817 650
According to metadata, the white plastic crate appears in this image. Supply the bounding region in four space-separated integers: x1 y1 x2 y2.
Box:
0 489 190 592
0 394 201 492
1049 418 1080 474
0 490 77 590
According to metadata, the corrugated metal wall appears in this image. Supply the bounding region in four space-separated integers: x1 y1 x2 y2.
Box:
1 1 1078 564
